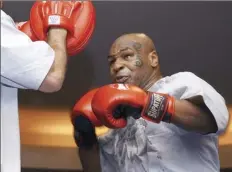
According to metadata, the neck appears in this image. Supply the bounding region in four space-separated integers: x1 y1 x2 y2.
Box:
141 70 162 90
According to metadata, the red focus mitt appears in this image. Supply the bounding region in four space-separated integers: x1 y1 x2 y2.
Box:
30 1 96 56
16 21 38 41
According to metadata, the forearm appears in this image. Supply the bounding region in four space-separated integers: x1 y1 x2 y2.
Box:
73 115 102 172
47 28 67 83
39 28 68 92
79 144 102 172
171 98 218 134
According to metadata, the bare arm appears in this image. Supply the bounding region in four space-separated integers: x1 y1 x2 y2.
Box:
79 144 102 172
39 28 68 93
171 96 219 134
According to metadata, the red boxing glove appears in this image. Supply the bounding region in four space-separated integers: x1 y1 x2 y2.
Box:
71 88 102 127
92 84 175 128
71 88 102 148
16 21 38 41
30 1 96 56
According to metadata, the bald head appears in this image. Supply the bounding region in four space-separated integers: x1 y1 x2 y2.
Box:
110 33 156 55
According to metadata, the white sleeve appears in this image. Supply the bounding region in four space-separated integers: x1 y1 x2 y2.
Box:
169 72 229 135
0 10 55 90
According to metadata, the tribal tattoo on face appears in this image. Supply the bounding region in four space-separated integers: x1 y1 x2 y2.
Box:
132 42 143 68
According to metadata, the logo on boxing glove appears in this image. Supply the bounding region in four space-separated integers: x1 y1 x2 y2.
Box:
48 15 61 25
144 93 167 121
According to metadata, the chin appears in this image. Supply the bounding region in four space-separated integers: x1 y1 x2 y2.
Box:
112 78 137 85
124 80 137 86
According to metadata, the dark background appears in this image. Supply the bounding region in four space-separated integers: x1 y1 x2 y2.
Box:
2 1 232 171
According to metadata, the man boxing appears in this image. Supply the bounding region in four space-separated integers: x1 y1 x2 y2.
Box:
1 1 95 172
71 33 229 172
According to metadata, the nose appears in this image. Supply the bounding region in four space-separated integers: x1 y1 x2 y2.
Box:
113 61 124 73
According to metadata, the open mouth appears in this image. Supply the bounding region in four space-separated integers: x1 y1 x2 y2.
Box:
115 76 129 83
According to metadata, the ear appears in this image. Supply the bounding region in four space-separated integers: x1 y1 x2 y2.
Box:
148 51 158 68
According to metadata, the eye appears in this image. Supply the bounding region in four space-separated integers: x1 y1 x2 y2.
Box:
108 59 116 65
123 54 132 60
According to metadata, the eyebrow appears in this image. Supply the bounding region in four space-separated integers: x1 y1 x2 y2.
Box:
107 47 131 59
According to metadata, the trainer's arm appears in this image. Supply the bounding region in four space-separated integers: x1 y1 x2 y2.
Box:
79 144 102 172
1 14 68 92
171 96 229 135
39 28 68 93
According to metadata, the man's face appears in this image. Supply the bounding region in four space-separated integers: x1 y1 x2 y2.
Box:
108 37 152 87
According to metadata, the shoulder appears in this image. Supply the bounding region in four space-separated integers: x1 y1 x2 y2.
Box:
163 71 226 103
169 71 220 93
169 71 202 81
162 71 210 90
1 10 20 39
1 10 15 26
150 71 222 100
1 10 8 18
155 71 204 90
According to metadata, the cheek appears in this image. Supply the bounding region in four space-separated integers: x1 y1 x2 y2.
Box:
134 60 143 68
127 60 144 72
134 55 143 68
126 62 138 71
129 65 149 83
128 69 143 82
127 73 143 86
